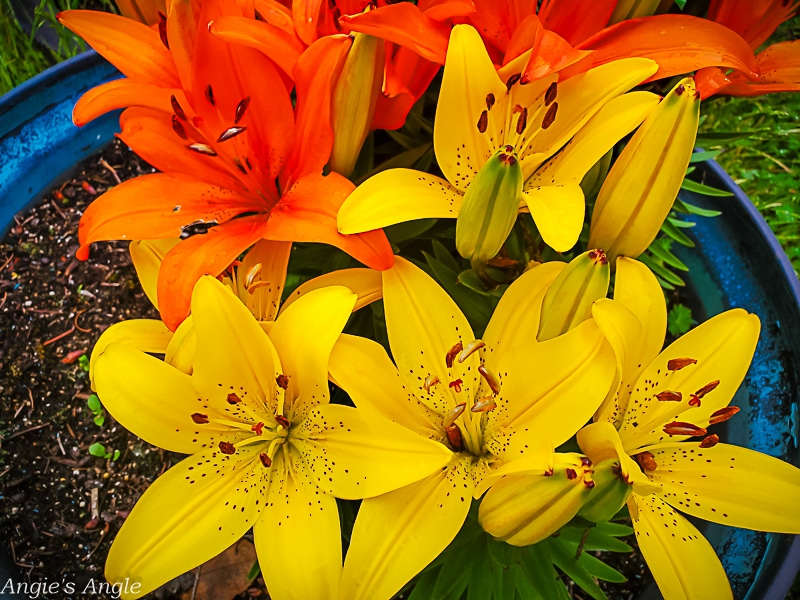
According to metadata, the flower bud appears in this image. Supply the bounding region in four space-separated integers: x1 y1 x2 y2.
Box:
478 453 594 546
456 145 523 263
330 32 385 177
577 458 632 523
537 249 610 342
588 77 699 264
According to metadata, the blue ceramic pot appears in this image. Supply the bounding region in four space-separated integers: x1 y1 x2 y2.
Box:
0 51 797 599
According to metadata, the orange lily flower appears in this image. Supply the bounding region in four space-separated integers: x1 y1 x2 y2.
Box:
114 0 166 25
59 0 393 331
696 0 800 98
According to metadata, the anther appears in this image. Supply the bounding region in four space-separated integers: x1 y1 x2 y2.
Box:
505 73 521 92
172 114 187 139
688 395 701 407
709 406 739 425
471 396 497 413
275 414 290 429
259 453 272 467
251 422 264 435
485 93 495 110
171 95 187 121
667 357 697 370
218 441 236 455
581 456 592 467
244 263 262 289
276 374 289 390
226 393 241 404
477 366 501 395
205 84 216 106
477 110 488 134
445 423 463 451
587 249 608 265
423 375 440 392
233 158 248 174
449 379 463 393
457 340 485 363
191 412 209 424
235 97 251 124
544 81 557 106
187 143 217 157
675 84 685 96
515 107 528 135
566 468 577 480
695 380 720 399
635 451 657 471
542 103 558 129
445 342 463 369
663 421 707 437
217 126 247 143
699 434 719 448
442 403 466 428
655 390 682 402
157 12 169 49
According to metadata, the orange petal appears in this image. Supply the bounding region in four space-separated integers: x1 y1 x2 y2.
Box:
72 79 177 126
292 0 325 46
577 14 758 83
538 0 617 45
505 14 593 81
268 172 394 270
465 0 536 59
374 47 440 130
707 0 799 49
165 0 198 92
420 0 476 22
77 174 264 260
157 215 269 329
57 10 179 87
341 3 452 64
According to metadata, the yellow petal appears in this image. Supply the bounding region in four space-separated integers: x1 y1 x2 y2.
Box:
298 403 452 499
130 239 180 311
482 261 565 365
340 458 473 600
527 91 660 186
631 494 733 600
89 319 172 386
191 276 283 418
255 468 341 600
281 268 382 315
268 286 357 420
647 442 800 533
93 344 246 454
164 314 196 374
234 239 291 321
383 257 479 416
338 169 462 234
522 183 584 252
619 309 760 452
329 334 444 440
106 446 268 598
487 320 616 453
434 24 506 191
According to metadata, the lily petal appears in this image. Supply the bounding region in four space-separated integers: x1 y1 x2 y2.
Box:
130 239 181 311
89 319 172 386
383 257 480 416
522 183 584 252
106 446 267 598
254 468 341 600
165 314 196 374
340 459 473 600
631 494 733 600
647 442 800 533
337 169 462 234
268 286 356 420
281 268 382 315
233 239 291 321
298 403 451 499
72 79 176 126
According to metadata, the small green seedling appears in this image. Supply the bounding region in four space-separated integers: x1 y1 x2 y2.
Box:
78 354 90 373
88 442 120 461
668 303 694 337
87 394 105 427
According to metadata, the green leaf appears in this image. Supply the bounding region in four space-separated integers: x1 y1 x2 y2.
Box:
519 543 563 600
356 143 432 184
638 255 686 287
577 553 627 584
247 559 261 582
422 252 493 328
407 568 441 600
662 219 696 247
78 354 90 372
647 239 689 271
674 0 686 8
668 303 694 337
432 238 462 274
689 149 721 163
93 415 105 427
548 538 608 600
681 178 734 197
87 394 102 413
88 443 107 458
386 219 437 245
694 130 755 145
673 198 723 218
112 449 121 461
431 538 475 599
457 270 507 298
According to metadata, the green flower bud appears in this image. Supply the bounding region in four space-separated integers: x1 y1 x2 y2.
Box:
456 145 523 263
578 458 633 523
537 249 610 342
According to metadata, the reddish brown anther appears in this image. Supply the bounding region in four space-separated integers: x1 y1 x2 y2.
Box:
275 414 291 429
226 392 241 404
635 451 657 471
187 143 217 157
170 95 187 121
157 12 169 49
449 379 463 393
566 468 577 480
205 84 216 106
445 423 463 451
667 357 697 370
171 115 187 139
663 421 707 437
251 422 264 435
699 434 720 448
709 406 740 425
515 106 528 135
217 126 247 143
259 453 272 467
505 73 521 91
688 395 702 407
485 93 495 110
235 97 251 124
445 342 463 369
542 103 558 129
695 380 720 399
544 81 558 106
191 412 209 424
655 390 682 402
477 110 488 133
218 441 236 455
276 374 289 390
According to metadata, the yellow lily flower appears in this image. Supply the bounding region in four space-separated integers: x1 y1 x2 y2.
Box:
328 257 616 600
93 276 450 600
577 258 800 600
338 24 659 258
